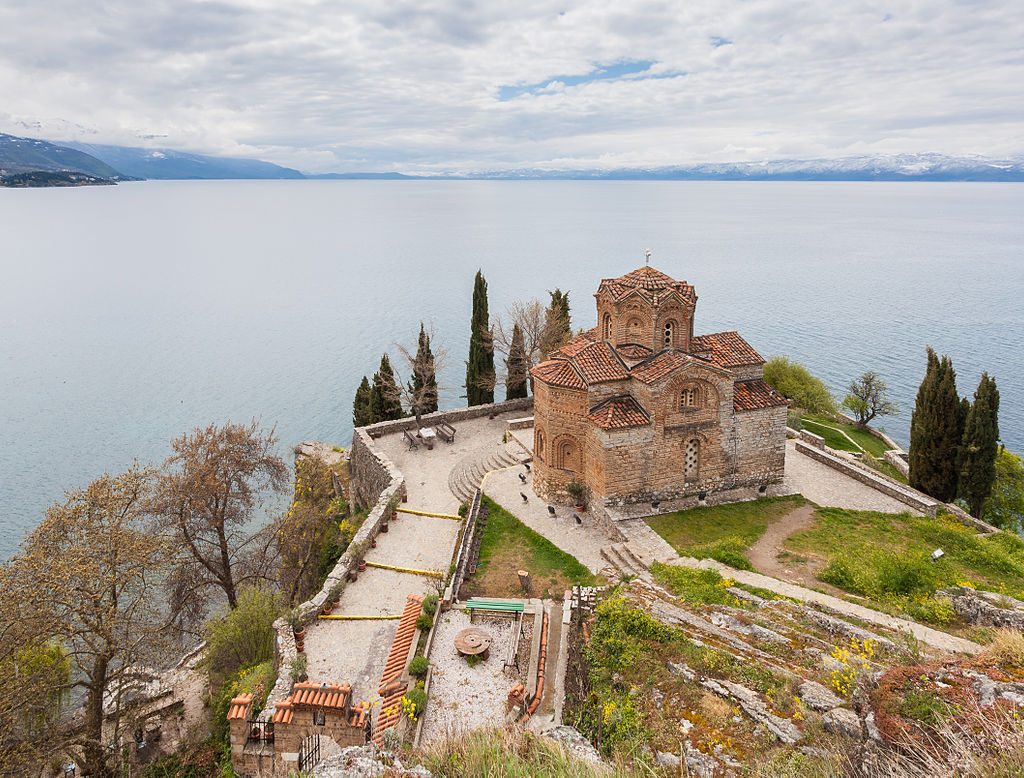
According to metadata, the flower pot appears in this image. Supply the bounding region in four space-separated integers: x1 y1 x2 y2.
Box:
295 640 304 653
575 504 585 513
322 602 334 616
293 628 305 642
358 561 367 572
381 523 389 533
348 570 358 582
371 538 377 548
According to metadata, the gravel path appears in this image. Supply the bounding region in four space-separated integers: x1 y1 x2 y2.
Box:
419 611 524 745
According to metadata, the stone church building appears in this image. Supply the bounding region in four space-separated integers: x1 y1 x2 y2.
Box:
530 265 788 510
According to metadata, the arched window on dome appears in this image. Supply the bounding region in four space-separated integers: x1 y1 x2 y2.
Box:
663 319 676 349
603 313 612 340
684 438 700 479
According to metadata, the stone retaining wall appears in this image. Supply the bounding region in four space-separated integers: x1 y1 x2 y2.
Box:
884 449 910 477
794 440 939 515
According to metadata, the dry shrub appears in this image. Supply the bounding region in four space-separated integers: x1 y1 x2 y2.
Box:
980 628 1024 669
699 691 734 726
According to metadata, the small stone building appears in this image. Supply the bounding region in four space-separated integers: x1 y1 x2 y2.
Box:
227 682 369 775
530 265 788 509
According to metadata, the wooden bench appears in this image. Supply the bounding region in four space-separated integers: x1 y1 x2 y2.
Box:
436 422 456 443
465 598 525 622
403 429 419 450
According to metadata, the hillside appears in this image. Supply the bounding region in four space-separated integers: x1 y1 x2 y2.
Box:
0 133 123 179
60 141 305 180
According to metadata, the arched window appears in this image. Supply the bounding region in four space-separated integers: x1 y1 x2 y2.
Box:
535 428 545 462
685 438 700 479
663 319 676 348
555 436 580 472
603 313 612 340
680 385 700 409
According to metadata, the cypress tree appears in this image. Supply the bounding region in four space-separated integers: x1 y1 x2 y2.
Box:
505 323 529 400
410 323 438 418
352 375 375 427
960 373 1000 517
540 288 572 359
909 348 964 502
371 354 404 421
465 270 495 406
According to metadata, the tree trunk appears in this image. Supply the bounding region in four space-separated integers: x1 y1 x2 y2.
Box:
82 656 112 777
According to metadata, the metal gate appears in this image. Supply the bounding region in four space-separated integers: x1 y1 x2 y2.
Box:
298 733 321 772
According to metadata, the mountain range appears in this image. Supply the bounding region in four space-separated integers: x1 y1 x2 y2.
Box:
2 131 1023 183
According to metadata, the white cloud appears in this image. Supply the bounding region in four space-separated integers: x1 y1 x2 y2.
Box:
0 0 1021 172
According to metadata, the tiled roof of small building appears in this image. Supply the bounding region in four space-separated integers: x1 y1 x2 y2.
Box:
555 331 597 358
691 331 765 368
733 379 789 411
588 395 651 429
531 358 587 390
227 693 252 720
271 681 353 724
372 594 424 745
572 342 628 383
629 350 690 385
598 266 696 303
614 343 653 360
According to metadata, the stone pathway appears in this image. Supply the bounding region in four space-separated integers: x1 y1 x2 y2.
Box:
783 440 917 514
483 467 617 574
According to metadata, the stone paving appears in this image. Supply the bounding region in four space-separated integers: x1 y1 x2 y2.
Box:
484 467 617 574
782 439 918 514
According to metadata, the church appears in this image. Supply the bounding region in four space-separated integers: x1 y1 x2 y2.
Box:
530 264 789 510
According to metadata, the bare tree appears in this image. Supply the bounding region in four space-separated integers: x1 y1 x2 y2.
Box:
150 421 288 621
7 466 173 777
391 324 449 428
493 299 547 370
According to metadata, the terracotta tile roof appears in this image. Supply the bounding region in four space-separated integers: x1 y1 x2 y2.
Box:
733 379 789 411
691 331 764 368
531 358 587 390
271 681 353 724
598 266 696 303
588 395 651 429
615 343 653 360
372 594 424 745
555 330 597 358
227 693 252 721
572 342 628 383
629 350 689 385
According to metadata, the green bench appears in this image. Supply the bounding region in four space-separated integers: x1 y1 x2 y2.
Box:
465 598 525 621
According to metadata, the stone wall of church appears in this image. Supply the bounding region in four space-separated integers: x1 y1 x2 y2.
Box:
532 380 591 501
731 406 788 486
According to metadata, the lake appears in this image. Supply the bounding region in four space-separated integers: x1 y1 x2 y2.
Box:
1 180 1022 558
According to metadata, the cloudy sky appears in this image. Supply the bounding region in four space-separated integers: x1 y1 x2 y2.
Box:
0 0 1021 173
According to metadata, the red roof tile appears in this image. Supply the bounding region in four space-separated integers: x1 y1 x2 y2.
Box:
691 331 764 368
598 266 696 303
615 343 653 360
555 331 596 358
531 359 587 390
587 396 651 429
572 342 628 383
372 594 424 745
628 351 689 385
227 693 252 721
733 379 789 411
271 682 354 724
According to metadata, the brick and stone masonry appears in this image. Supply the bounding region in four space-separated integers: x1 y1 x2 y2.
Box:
530 265 789 508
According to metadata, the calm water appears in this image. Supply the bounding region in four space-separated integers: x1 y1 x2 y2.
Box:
1 180 1022 558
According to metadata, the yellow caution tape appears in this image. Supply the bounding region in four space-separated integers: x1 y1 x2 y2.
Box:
318 613 402 621
395 507 462 520
364 560 444 577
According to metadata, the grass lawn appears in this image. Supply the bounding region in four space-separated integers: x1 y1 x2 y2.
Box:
785 507 1024 623
644 495 806 569
471 496 601 599
802 414 892 457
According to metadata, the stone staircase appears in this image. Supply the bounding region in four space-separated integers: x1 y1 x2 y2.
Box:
447 443 527 503
600 542 649 579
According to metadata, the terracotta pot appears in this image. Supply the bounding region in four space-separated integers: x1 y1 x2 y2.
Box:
322 602 334 616
295 640 304 653
348 570 358 582
575 504 585 513
358 561 367 572
381 523 389 533
293 627 305 641
371 538 377 548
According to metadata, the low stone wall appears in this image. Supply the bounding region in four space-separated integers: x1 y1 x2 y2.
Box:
799 429 826 450
794 440 939 516
884 449 910 477
506 416 535 431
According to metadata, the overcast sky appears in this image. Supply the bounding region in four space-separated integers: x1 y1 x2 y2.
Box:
0 1 1021 173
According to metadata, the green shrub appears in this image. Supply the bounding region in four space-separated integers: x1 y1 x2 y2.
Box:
763 356 836 415
204 586 281 683
820 557 868 594
416 613 433 632
404 684 427 718
900 594 956 625
465 653 483 668
408 655 429 678
422 593 439 616
874 551 939 596
458 501 469 518
650 563 744 606
689 536 754 571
